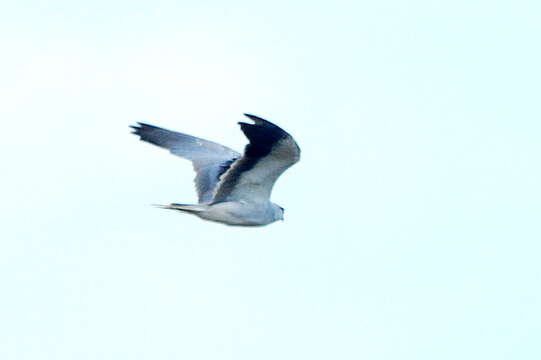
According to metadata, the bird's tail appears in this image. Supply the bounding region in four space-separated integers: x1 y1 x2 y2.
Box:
152 203 207 213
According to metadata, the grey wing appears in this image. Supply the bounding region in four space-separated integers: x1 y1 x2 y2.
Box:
131 123 240 203
212 114 300 204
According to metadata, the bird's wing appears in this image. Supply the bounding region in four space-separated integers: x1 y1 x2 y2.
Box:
131 123 240 203
212 114 300 204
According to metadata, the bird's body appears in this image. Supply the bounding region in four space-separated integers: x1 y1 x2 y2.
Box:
162 201 283 227
131 114 300 226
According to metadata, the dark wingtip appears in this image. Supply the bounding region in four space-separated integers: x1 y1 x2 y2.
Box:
130 122 161 136
243 113 268 124
130 124 141 136
136 122 157 128
241 113 288 134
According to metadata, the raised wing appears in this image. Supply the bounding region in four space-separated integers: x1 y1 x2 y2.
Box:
212 114 300 204
131 123 240 203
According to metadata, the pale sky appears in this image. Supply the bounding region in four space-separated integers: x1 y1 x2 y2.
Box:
1 1 540 359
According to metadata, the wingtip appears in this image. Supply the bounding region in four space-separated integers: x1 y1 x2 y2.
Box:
130 122 162 136
243 113 268 124
130 124 142 136
136 122 156 127
130 122 159 129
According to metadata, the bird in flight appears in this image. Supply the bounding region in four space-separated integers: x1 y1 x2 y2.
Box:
130 114 300 226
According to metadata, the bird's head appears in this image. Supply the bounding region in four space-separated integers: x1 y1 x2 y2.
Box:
271 203 285 222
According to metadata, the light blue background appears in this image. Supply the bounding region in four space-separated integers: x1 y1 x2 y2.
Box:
1 1 540 359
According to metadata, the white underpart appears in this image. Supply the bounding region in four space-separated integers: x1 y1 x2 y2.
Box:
197 201 281 226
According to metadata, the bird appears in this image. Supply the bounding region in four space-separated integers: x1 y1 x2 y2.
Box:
130 114 301 226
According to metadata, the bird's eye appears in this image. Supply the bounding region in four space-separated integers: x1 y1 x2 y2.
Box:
279 206 284 213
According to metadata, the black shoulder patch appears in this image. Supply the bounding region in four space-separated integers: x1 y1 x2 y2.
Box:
239 114 289 158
